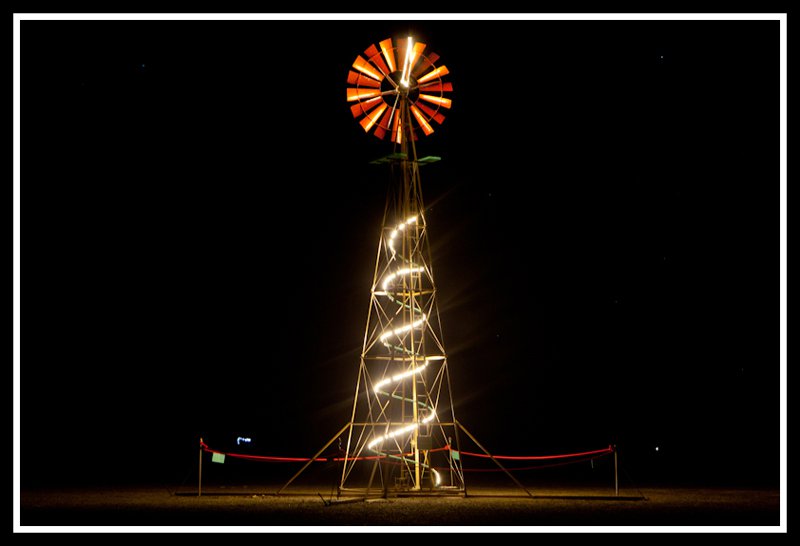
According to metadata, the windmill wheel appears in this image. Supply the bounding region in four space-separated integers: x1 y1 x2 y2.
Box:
346 36 453 141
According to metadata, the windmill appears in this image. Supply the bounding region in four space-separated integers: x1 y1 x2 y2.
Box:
341 36 462 494
280 35 525 497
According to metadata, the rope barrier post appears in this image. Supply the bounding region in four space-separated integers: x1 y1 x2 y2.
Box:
381 456 388 499
448 436 453 488
452 426 467 498
198 437 203 497
613 445 618 497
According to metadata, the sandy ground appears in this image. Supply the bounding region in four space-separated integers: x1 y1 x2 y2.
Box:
20 484 779 528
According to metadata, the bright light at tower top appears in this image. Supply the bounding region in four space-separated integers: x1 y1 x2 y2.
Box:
400 36 413 87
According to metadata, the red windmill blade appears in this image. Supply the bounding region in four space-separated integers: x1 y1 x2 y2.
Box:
346 36 453 141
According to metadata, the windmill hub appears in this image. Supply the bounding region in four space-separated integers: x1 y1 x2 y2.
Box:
380 71 419 102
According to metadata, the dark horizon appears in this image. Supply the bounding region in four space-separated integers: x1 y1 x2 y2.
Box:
21 19 780 490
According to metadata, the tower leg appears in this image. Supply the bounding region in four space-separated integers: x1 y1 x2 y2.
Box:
277 423 351 495
456 420 534 499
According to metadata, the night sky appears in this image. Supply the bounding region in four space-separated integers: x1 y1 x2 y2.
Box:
21 19 779 488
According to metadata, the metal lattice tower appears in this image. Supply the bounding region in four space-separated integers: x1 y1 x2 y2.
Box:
340 36 464 494
279 35 469 497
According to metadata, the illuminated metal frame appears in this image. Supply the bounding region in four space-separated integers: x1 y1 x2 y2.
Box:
280 36 526 498
333 96 466 495
325 37 464 495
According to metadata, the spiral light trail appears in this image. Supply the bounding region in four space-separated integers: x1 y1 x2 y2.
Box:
367 215 438 464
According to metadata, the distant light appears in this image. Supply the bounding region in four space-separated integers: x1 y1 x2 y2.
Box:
655 446 659 452
237 436 252 445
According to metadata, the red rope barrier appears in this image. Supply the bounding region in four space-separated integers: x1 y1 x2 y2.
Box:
444 453 611 472
199 440 613 464
458 446 614 461
201 442 323 463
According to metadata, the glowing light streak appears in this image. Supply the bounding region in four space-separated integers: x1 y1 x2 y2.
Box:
386 92 400 134
378 314 427 343
400 36 413 87
368 410 437 449
373 359 431 392
369 213 442 473
381 266 425 291
387 215 418 255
